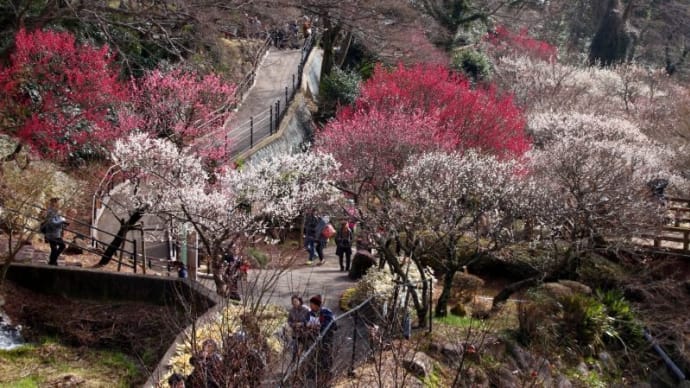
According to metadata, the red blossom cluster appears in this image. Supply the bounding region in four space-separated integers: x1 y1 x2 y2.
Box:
0 28 130 161
485 26 557 62
0 28 237 165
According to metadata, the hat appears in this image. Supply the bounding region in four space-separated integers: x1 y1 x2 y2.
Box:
309 295 322 307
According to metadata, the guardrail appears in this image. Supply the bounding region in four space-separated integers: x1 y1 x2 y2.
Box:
225 32 318 157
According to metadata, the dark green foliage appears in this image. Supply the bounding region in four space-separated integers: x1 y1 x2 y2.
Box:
315 67 361 123
452 48 491 82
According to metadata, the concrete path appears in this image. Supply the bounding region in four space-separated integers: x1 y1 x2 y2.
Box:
199 244 357 313
195 47 304 157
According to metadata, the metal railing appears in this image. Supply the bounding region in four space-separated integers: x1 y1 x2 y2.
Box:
225 32 318 157
277 280 427 386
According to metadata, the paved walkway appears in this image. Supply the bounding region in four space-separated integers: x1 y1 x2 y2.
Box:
199 244 356 313
195 47 304 156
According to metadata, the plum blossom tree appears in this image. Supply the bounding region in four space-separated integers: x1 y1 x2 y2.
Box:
130 67 237 163
317 63 529 200
317 108 442 201
103 132 338 292
527 112 673 250
97 132 208 266
0 28 132 164
391 151 532 317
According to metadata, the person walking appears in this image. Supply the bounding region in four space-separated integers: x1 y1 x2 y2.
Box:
313 215 331 265
41 197 68 266
287 295 310 361
307 295 336 384
304 208 319 265
335 220 353 272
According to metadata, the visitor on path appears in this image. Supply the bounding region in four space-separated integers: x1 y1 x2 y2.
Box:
41 197 68 266
287 295 310 361
304 208 319 264
187 339 223 388
314 215 333 265
167 373 186 388
307 295 336 383
335 220 353 272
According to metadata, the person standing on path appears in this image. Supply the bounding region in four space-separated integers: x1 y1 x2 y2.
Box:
41 197 68 266
307 295 336 384
313 215 330 265
335 220 353 272
287 295 310 361
304 208 319 265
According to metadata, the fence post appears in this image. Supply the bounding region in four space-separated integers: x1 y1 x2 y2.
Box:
269 105 273 135
349 311 358 377
133 239 138 274
250 116 254 148
292 74 296 94
277 100 281 120
285 86 289 106
140 228 146 275
429 279 434 333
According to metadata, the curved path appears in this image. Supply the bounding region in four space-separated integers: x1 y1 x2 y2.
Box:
199 244 356 313
195 47 304 157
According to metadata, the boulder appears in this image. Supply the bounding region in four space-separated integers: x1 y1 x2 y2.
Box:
556 376 573 388
402 352 434 379
494 366 520 387
450 302 467 317
543 282 574 300
429 341 464 363
348 250 376 280
558 280 592 295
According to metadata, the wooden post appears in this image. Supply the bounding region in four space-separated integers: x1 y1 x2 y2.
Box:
269 105 273 135
117 245 123 272
140 228 147 275
285 86 289 105
133 239 138 274
188 231 197 281
250 116 254 148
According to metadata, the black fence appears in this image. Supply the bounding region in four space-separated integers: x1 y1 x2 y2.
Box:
273 280 432 387
225 33 317 157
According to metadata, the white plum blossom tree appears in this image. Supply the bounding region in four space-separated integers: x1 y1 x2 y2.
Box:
103 132 339 293
392 150 531 316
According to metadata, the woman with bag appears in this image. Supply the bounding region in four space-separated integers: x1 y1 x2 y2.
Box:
313 215 333 265
335 220 353 272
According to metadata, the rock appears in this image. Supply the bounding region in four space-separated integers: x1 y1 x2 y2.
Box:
429 341 464 363
556 375 573 388
348 250 376 280
495 366 520 387
453 272 485 302
543 282 574 300
558 280 592 295
576 361 589 375
402 352 434 378
506 341 534 371
450 302 467 317
598 351 616 372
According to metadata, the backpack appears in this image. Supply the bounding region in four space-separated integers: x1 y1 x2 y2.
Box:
322 223 336 239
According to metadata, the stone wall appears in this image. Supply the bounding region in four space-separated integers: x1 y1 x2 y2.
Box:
5 263 217 308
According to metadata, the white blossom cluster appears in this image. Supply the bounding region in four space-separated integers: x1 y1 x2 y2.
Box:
111 133 339 256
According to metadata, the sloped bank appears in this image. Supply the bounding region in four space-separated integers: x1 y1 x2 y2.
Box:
3 264 217 386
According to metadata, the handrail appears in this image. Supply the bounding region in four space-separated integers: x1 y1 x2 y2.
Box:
280 295 374 386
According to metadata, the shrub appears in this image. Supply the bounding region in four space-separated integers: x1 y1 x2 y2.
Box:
452 49 491 82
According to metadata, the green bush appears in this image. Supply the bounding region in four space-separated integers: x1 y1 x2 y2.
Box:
316 67 362 122
451 49 492 82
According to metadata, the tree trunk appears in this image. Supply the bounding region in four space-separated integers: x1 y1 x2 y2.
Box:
588 0 634 66
97 210 143 266
491 276 539 311
318 15 340 84
435 269 456 317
